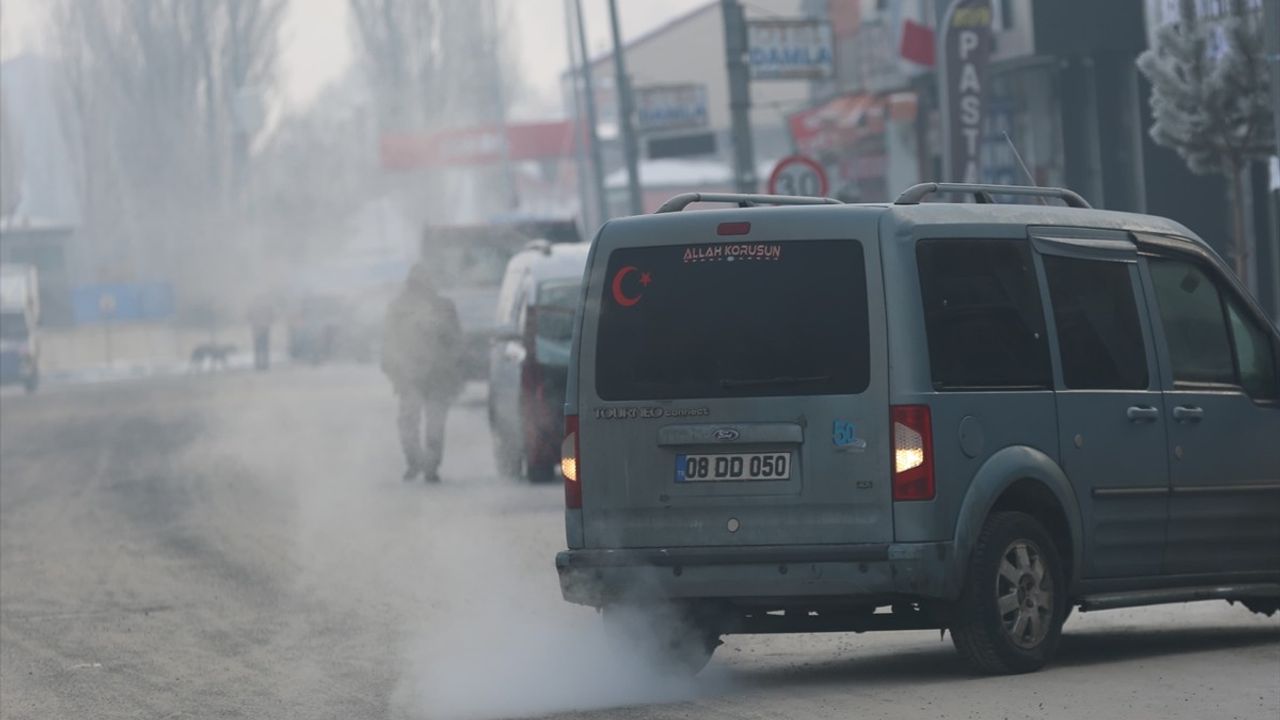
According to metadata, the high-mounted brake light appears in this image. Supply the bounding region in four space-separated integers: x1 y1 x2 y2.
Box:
562 414 581 508
891 405 934 501
717 222 751 236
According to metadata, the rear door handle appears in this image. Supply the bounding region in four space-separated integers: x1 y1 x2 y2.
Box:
1173 405 1205 422
1126 405 1160 422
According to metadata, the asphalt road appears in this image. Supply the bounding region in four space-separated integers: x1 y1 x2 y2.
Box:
1 367 1277 720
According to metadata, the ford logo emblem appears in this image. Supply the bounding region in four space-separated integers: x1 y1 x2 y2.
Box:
713 428 740 441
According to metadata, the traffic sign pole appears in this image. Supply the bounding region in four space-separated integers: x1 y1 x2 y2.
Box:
722 0 758 194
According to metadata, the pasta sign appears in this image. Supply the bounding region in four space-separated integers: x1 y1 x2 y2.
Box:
943 0 992 183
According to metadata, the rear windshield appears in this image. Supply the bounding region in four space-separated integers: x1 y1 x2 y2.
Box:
536 280 579 342
595 239 869 400
537 280 579 309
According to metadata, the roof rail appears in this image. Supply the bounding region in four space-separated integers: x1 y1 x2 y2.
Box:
655 192 842 213
894 182 1092 209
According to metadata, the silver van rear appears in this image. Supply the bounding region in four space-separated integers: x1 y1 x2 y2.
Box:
566 207 892 552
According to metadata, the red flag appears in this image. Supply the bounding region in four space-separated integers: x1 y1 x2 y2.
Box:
900 19 935 67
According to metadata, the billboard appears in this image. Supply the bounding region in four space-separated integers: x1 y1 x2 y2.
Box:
634 84 709 133
70 282 174 325
940 0 993 184
747 20 834 80
380 121 575 170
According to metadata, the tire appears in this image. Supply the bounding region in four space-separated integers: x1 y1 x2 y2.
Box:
1240 599 1279 617
602 603 721 676
951 511 1067 675
526 459 557 484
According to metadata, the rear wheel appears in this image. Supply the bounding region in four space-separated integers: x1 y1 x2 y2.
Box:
524 432 560 484
526 460 557 484
601 603 722 676
951 511 1067 675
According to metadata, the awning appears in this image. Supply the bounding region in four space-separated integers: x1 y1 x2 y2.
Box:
787 92 918 157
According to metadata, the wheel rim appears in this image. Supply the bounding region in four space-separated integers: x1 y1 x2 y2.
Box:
996 539 1055 649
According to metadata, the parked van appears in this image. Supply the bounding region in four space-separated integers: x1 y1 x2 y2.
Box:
489 241 590 483
555 184 1280 675
0 264 40 392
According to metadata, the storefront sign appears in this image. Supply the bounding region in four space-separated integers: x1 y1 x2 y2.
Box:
940 0 992 183
747 20 834 80
635 84 709 133
380 121 574 170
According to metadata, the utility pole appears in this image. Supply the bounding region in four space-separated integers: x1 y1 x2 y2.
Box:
1263 0 1280 323
722 0 757 193
571 0 609 228
606 0 644 215
485 0 518 210
564 0 593 229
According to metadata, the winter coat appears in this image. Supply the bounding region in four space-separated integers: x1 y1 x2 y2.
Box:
380 288 464 397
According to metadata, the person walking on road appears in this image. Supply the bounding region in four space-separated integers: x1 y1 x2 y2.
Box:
381 262 464 483
248 298 275 371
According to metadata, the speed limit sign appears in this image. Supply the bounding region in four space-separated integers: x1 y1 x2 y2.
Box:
767 154 828 197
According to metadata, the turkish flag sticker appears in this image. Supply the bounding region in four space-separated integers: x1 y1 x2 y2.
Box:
611 266 651 307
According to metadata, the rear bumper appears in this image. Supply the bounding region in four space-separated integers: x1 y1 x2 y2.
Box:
555 542 956 607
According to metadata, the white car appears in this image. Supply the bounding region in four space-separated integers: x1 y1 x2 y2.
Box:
488 241 589 482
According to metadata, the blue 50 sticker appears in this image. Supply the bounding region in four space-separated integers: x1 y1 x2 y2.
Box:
833 420 857 447
833 420 867 451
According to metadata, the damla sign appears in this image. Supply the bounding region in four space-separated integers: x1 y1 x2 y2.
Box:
635 84 709 133
941 0 992 183
747 20 834 80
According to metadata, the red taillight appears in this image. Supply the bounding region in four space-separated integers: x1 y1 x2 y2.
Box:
523 307 538 363
891 405 934 501
561 414 581 508
717 221 751 236
520 308 542 421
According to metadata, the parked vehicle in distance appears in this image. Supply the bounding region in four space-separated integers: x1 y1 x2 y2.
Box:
287 293 354 364
489 241 589 483
427 217 582 379
555 184 1280 675
0 264 40 392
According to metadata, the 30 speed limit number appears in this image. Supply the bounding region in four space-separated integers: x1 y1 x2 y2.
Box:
767 154 829 197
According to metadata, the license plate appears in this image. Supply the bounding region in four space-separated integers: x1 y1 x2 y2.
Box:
676 452 792 482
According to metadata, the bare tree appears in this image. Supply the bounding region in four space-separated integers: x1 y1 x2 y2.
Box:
1138 0 1275 280
348 0 442 129
348 0 520 131
51 0 286 303
0 84 21 219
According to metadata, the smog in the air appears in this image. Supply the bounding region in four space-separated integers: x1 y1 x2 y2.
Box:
2 0 1279 719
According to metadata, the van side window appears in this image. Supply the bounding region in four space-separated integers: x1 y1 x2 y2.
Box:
916 239 1051 390
1148 258 1235 386
1042 256 1149 390
1226 299 1278 400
